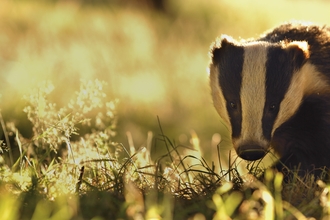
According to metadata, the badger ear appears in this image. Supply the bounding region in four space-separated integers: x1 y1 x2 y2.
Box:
285 41 310 69
210 35 237 63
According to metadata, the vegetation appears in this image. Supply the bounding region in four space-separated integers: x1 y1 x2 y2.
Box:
1 0 330 219
0 79 329 220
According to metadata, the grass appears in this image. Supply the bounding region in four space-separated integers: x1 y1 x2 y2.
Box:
2 0 330 219
0 80 329 220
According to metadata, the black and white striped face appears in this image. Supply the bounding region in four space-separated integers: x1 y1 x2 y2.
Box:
209 36 321 161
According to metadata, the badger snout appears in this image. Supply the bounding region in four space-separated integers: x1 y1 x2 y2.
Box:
237 144 266 161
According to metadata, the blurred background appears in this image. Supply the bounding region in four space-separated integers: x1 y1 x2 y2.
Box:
1 0 330 165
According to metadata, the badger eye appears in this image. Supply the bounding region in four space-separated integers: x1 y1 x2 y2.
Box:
269 104 276 111
230 102 237 109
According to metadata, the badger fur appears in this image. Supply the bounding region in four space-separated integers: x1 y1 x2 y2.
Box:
209 22 330 176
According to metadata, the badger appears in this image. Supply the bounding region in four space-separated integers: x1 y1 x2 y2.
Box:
209 22 330 177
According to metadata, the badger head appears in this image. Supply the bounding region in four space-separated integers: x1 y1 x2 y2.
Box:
209 36 327 161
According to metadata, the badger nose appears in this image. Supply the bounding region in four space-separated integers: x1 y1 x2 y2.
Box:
237 144 266 161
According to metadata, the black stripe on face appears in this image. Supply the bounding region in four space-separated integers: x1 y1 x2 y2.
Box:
213 42 244 138
262 44 307 140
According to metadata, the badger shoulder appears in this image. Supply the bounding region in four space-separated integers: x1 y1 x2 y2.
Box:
259 22 330 43
259 22 330 75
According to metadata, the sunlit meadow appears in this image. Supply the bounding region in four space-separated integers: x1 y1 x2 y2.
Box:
1 0 330 219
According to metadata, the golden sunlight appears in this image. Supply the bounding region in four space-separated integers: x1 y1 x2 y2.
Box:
118 73 165 104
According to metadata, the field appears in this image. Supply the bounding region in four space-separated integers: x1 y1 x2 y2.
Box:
1 0 330 219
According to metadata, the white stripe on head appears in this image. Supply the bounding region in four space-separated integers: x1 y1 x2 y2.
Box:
209 65 232 133
234 42 269 148
272 62 330 134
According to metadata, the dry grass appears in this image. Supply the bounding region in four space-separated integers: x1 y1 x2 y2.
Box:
0 80 328 219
